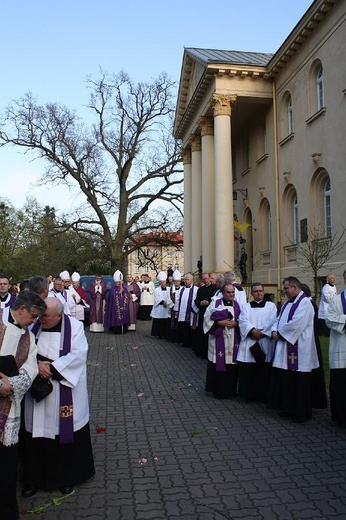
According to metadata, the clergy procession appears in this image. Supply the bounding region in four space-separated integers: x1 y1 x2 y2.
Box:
0 267 344 520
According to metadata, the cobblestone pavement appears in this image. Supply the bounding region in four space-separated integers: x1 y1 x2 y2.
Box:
18 321 346 520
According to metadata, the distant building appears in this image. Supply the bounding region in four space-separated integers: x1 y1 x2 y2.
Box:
174 0 345 292
126 231 184 279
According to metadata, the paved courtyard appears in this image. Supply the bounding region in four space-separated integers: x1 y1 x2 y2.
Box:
18 321 346 519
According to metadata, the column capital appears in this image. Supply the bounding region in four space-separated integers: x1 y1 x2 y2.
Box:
189 134 202 152
212 94 237 117
199 116 214 137
181 147 192 165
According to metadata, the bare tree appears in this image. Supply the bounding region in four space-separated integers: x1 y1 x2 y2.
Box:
0 71 183 272
294 225 346 299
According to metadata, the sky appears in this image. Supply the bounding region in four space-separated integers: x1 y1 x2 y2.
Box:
0 0 313 212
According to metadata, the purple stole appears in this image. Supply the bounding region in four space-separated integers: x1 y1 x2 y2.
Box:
178 286 195 322
278 293 307 371
31 319 41 340
59 315 74 444
210 299 240 371
0 294 16 308
341 291 346 313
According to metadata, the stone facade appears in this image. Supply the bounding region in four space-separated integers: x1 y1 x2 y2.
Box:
174 0 345 294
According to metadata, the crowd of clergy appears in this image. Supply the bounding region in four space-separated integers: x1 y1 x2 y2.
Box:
81 267 345 430
0 266 345 520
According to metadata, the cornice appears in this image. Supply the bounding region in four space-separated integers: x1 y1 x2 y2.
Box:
173 0 339 140
174 63 269 140
268 0 339 75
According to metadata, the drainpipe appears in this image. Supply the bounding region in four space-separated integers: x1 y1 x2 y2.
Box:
272 78 281 298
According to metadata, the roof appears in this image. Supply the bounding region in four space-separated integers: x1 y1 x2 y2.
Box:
174 0 339 139
127 231 184 247
185 48 273 67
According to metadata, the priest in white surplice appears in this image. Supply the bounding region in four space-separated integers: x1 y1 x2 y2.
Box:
22 298 95 497
150 272 173 339
237 283 277 402
48 276 71 315
0 291 46 520
268 276 319 423
204 284 241 399
178 273 198 347
325 269 346 427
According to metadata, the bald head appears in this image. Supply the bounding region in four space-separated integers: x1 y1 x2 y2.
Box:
41 297 64 329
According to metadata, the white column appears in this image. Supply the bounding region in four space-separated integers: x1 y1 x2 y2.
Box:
182 148 192 274
199 116 215 273
190 134 202 275
212 94 236 272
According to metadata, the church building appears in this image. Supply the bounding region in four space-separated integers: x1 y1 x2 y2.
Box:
174 0 345 295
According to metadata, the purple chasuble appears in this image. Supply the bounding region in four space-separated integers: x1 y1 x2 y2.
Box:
104 284 130 328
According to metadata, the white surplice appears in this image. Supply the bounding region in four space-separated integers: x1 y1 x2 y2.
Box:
0 308 38 446
325 290 346 369
25 317 89 439
237 301 277 363
150 287 173 319
271 292 318 372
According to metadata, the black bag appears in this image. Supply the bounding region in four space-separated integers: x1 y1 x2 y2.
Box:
250 342 266 364
29 375 53 402
0 355 19 376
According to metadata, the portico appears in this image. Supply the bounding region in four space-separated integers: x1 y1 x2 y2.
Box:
174 48 273 277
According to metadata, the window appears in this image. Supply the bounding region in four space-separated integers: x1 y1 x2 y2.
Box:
306 61 326 125
143 264 149 274
324 179 331 237
310 170 331 237
293 195 299 244
317 66 324 111
287 95 293 134
260 198 272 252
282 185 299 262
167 249 172 257
300 218 308 243
135 264 139 274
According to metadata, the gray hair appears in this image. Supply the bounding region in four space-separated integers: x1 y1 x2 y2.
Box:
29 275 49 295
12 291 47 314
224 271 236 283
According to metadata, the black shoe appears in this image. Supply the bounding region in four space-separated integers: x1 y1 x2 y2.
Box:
279 411 291 417
293 416 311 423
59 486 74 495
22 486 38 498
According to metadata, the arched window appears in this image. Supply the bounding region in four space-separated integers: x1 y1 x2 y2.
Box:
324 179 331 237
287 94 293 134
282 185 298 245
310 170 331 237
260 199 272 252
293 194 299 244
317 66 324 111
